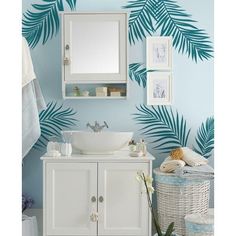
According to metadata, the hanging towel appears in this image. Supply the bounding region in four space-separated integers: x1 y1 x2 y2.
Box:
174 165 214 180
22 37 46 158
22 37 36 87
182 147 208 166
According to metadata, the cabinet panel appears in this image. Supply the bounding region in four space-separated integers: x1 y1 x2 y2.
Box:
98 163 149 235
63 13 127 82
45 163 97 235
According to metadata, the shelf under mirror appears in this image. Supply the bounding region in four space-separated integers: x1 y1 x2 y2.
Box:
63 83 127 99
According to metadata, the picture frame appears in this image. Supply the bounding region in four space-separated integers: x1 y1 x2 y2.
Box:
146 36 172 70
147 72 172 105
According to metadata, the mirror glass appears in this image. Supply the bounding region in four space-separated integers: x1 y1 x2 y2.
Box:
63 12 128 96
71 21 119 74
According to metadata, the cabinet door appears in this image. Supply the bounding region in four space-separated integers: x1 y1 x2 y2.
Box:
45 162 97 235
98 163 149 236
63 13 127 82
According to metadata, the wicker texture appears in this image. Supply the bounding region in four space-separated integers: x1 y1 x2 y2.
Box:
154 169 210 236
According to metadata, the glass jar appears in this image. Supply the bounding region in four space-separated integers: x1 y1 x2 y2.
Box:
47 136 61 157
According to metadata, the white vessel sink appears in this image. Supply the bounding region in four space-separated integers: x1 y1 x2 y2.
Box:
62 131 133 154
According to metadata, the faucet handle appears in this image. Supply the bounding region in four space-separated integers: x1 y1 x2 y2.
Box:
104 121 109 128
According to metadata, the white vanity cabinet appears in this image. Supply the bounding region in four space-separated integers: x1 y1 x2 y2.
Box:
41 151 154 236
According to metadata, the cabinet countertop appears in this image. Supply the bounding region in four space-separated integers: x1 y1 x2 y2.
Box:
41 150 155 161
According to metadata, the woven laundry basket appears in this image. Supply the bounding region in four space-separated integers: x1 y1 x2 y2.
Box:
154 169 210 236
185 209 214 236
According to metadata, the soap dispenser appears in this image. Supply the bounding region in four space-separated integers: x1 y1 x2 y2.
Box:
140 139 147 156
136 139 147 156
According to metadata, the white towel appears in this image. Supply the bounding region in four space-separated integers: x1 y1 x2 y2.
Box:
182 147 208 166
160 157 186 173
22 37 36 87
22 37 46 158
22 80 46 158
175 165 214 180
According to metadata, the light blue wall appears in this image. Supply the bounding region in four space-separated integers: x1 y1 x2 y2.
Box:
22 0 214 208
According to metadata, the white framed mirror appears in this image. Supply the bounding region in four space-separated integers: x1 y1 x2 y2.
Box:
62 12 128 83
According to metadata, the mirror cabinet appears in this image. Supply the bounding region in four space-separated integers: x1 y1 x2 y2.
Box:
61 12 128 99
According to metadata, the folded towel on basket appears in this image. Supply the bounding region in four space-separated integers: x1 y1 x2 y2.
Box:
182 147 208 166
174 165 214 180
160 157 186 173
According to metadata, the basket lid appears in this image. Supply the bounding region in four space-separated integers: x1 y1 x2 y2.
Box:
185 209 214 225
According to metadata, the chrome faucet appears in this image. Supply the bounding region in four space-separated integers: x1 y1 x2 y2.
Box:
86 121 109 132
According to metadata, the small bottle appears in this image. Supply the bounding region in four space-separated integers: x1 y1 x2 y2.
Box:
73 86 80 96
136 139 147 156
140 139 147 156
128 139 136 152
136 139 143 154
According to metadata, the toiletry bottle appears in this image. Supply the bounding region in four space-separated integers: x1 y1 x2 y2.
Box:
73 86 80 96
140 139 147 156
136 139 143 154
128 140 136 152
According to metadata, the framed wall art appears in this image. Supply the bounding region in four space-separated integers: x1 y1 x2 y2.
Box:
147 72 172 105
146 36 172 70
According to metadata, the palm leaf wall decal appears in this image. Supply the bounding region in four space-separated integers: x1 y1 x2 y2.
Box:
155 0 213 62
65 0 77 10
22 0 77 48
33 101 78 150
123 0 213 62
123 0 156 44
133 105 191 153
129 63 155 87
193 117 214 158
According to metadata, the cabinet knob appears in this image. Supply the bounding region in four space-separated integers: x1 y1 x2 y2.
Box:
99 196 104 203
91 196 96 202
90 212 98 222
